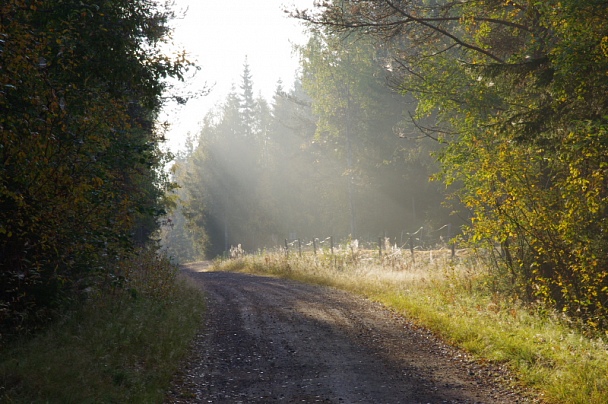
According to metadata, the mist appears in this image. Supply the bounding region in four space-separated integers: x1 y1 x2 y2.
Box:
162 35 461 260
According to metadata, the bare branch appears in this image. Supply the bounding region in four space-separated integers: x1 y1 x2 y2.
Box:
406 111 460 142
291 1 519 64
384 1 505 63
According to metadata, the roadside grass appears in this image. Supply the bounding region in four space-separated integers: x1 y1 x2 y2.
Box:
216 248 608 404
0 249 205 403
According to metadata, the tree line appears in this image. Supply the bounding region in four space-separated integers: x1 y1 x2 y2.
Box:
163 36 454 260
0 0 191 337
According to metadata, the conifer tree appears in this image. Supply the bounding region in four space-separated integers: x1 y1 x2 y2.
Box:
240 58 256 138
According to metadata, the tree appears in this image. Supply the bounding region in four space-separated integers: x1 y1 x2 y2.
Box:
240 57 256 138
178 65 279 256
173 34 453 259
299 29 449 239
266 79 326 238
161 138 208 263
294 0 608 327
0 0 192 334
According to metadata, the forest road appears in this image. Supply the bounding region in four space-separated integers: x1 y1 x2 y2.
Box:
166 264 536 403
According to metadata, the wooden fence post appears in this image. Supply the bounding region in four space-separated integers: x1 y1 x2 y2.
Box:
409 236 415 263
447 223 456 259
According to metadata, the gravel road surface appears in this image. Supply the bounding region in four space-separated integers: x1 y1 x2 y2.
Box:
166 263 536 403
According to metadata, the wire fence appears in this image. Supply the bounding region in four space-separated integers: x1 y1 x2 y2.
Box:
224 224 465 267
281 225 456 256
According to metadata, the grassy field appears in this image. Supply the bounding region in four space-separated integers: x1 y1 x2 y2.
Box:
0 250 205 403
215 246 608 404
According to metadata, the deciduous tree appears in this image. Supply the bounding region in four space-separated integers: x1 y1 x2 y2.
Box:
0 0 192 334
294 0 608 327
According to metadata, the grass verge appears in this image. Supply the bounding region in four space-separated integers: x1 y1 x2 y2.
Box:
215 249 608 404
0 249 205 403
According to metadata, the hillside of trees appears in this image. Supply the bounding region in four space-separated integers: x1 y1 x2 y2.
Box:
165 0 608 329
0 0 192 337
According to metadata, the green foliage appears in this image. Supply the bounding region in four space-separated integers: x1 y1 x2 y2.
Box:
302 0 608 327
0 250 204 403
176 75 277 257
0 0 192 336
431 1 608 327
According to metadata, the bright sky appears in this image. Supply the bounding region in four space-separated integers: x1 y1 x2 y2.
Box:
161 0 315 153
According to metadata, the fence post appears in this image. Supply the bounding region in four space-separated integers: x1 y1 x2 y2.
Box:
409 236 415 262
313 238 317 256
284 238 289 257
378 237 382 258
330 236 334 256
298 239 302 257
447 223 455 259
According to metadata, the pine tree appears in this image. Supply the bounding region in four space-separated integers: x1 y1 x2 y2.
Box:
240 57 256 138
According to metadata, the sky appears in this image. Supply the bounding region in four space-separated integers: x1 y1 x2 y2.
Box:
160 0 315 153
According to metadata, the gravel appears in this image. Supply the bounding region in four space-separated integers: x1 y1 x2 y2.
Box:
166 264 540 403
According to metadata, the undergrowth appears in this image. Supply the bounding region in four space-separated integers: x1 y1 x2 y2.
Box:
0 248 205 403
215 248 608 404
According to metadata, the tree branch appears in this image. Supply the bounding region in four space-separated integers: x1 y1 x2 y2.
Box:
384 0 506 63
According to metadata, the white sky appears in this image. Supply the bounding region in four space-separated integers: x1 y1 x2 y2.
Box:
160 0 315 153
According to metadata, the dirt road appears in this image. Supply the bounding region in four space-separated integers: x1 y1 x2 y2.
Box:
166 264 535 403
